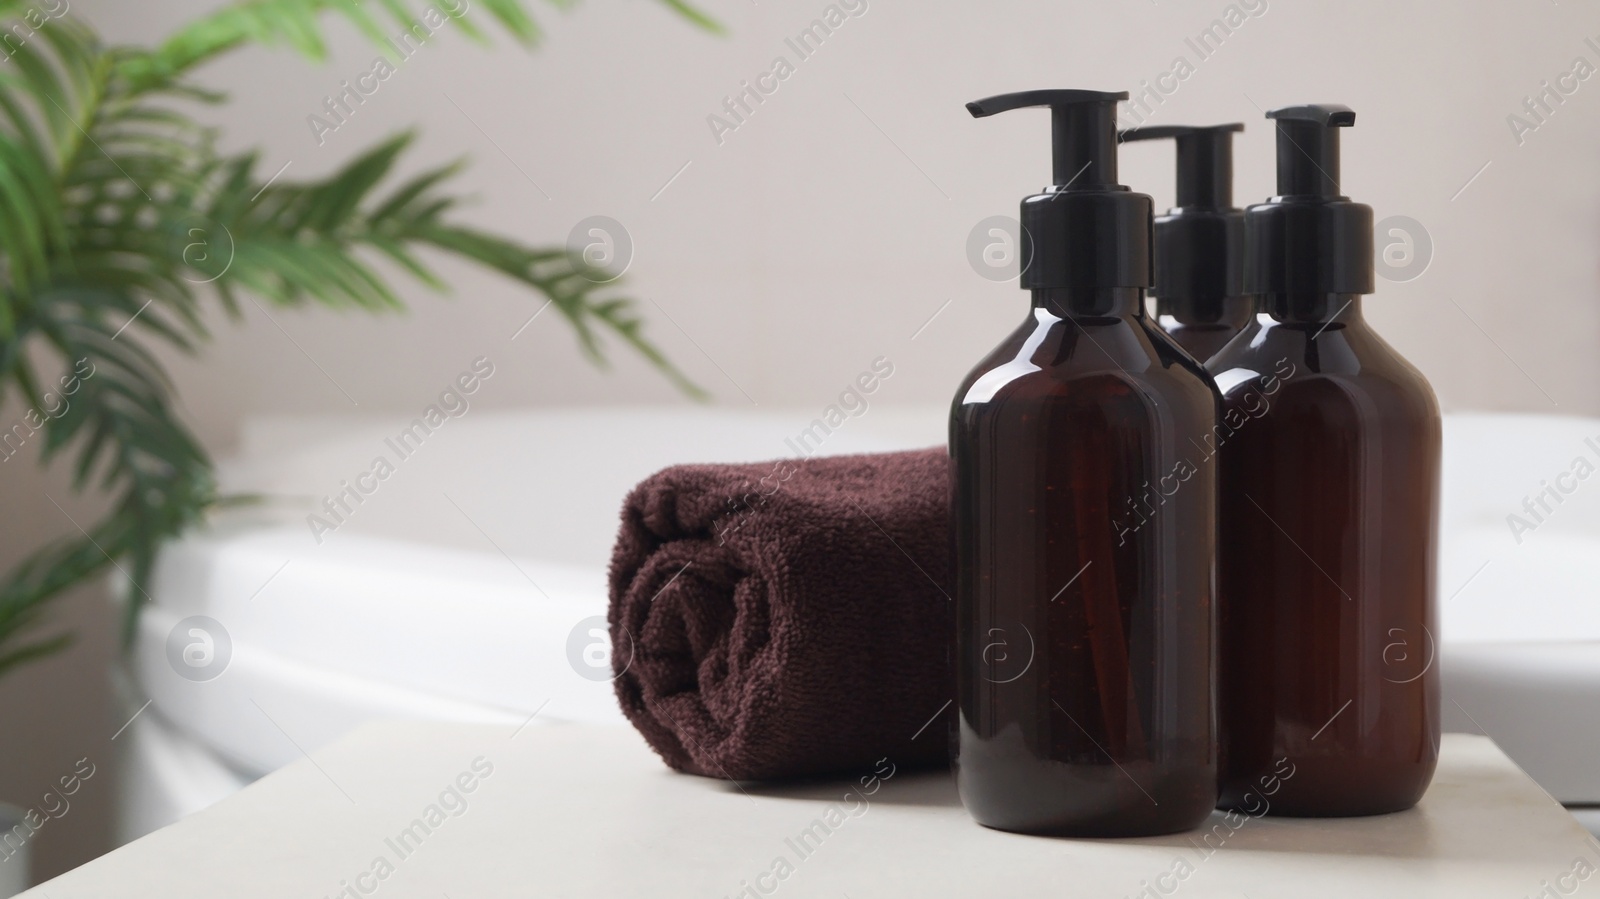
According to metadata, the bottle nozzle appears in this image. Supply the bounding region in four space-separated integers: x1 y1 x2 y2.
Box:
1118 124 1244 209
967 90 1128 188
1267 104 1355 198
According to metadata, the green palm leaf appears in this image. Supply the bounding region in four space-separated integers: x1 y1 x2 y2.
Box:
0 0 718 665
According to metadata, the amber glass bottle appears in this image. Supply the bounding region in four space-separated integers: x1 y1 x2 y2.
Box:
1120 124 1250 363
1211 106 1440 816
953 90 1220 837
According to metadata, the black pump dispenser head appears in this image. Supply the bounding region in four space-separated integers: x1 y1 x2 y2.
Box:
1269 104 1354 197
967 90 1151 292
1119 124 1244 321
1245 104 1374 298
967 90 1125 188
1120 123 1243 207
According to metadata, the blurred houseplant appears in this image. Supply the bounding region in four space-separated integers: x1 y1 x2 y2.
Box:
0 0 713 674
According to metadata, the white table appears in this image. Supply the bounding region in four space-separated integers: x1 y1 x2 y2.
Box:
29 724 1600 897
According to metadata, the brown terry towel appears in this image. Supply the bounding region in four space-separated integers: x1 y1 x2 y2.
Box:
608 448 953 781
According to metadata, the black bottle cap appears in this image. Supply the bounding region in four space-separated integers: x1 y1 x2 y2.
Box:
1244 104 1374 297
967 90 1151 291
1119 124 1245 321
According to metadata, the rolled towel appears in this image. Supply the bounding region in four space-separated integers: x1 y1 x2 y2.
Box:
609 448 953 781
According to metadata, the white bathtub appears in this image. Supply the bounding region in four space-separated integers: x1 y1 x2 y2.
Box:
117 406 1600 839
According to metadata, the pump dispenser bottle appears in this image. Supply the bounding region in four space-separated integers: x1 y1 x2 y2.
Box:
1120 124 1248 362
951 90 1219 837
1210 105 1440 816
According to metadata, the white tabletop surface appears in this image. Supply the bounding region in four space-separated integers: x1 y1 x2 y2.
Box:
29 723 1600 898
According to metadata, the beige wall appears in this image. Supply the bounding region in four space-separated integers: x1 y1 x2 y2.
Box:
4 0 1597 880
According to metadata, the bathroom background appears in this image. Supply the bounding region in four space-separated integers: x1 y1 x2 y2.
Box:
1 0 1591 879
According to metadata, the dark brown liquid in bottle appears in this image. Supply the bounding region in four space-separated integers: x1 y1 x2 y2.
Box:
951 287 1219 837
1155 295 1253 364
1208 295 1440 816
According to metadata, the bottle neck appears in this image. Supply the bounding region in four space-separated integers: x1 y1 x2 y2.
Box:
1258 293 1365 326
1032 287 1146 319
1155 294 1253 328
